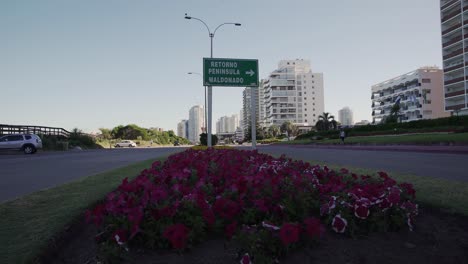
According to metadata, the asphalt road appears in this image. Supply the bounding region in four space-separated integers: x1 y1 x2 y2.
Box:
0 147 184 202
257 145 468 182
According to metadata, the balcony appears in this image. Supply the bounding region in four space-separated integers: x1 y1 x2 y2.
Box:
442 23 462 35
445 90 465 97
442 0 459 11
443 48 464 60
442 9 461 23
444 62 464 72
446 103 466 110
444 76 465 85
443 35 463 47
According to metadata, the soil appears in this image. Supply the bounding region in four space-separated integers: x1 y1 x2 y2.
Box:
40 205 468 264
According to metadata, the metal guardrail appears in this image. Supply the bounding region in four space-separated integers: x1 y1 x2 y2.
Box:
0 124 70 138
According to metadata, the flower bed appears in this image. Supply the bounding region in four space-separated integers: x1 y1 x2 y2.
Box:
87 149 418 263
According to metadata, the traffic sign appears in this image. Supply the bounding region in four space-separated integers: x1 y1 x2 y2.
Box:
203 58 259 87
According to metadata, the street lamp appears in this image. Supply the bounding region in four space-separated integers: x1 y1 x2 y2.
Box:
185 13 241 147
187 72 207 134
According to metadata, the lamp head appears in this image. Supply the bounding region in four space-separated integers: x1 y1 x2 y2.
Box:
235 23 241 26
184 14 191 19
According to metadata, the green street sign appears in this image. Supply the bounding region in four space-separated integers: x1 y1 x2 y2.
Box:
203 58 259 87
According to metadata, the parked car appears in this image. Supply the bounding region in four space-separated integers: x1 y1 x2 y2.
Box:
114 140 137 148
0 134 43 154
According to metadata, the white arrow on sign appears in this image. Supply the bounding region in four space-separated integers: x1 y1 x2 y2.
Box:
245 69 255 77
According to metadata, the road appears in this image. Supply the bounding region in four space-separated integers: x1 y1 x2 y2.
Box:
0 148 184 202
257 145 468 182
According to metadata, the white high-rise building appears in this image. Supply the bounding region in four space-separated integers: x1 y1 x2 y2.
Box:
338 107 354 126
188 105 205 143
440 0 468 115
177 120 189 139
242 86 263 134
216 114 239 134
263 59 324 127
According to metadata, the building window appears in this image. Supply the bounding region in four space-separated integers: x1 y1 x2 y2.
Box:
305 119 308 122
305 108 307 111
304 92 307 94
422 78 431 83
305 114 307 117
304 97 307 100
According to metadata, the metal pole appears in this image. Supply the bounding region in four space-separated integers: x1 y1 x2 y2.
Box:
251 87 257 149
207 34 214 147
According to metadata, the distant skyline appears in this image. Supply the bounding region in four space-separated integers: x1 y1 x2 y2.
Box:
1 1 443 132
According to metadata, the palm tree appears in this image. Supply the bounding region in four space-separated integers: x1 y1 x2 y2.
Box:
315 112 338 131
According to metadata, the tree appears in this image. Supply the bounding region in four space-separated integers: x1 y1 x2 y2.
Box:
384 104 401 124
315 112 338 131
268 125 281 138
199 133 218 146
280 121 298 137
244 122 264 141
99 128 112 140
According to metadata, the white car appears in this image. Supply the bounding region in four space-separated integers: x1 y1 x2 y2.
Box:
114 140 137 148
0 134 43 154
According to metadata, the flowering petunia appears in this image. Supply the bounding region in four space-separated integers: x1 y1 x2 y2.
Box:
163 223 190 249
303 217 324 239
279 223 300 246
354 203 370 219
225 221 238 239
213 198 240 220
112 229 128 246
332 214 348 233
240 253 252 264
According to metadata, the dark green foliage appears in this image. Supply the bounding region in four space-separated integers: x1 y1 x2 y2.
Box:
199 133 218 146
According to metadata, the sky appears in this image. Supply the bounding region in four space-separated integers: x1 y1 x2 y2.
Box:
1 0 443 133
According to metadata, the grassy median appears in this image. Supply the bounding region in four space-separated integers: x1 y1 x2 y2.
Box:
0 158 164 264
284 132 468 145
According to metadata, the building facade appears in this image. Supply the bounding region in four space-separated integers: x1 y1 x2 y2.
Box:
440 0 468 115
177 120 189 139
371 67 449 123
242 86 263 134
188 105 205 143
338 107 354 126
216 115 239 134
263 59 324 127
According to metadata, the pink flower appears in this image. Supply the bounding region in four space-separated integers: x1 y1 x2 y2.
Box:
332 214 347 233
303 217 324 239
112 229 127 246
213 198 240 220
163 223 190 249
240 253 252 264
225 221 238 239
279 223 300 246
354 203 370 219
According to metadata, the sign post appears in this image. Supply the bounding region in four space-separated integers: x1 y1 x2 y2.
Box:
203 58 259 149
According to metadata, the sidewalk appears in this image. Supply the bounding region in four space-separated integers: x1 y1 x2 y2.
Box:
278 144 468 155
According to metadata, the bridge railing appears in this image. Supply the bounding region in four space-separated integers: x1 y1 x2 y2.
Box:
0 124 70 138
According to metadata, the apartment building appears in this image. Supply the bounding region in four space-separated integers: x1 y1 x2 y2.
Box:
177 120 189 139
371 67 449 124
440 0 468 115
263 60 324 127
188 105 205 143
216 114 239 134
338 107 354 126
242 86 263 134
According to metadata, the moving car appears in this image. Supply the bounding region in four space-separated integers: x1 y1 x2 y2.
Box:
114 140 137 148
0 134 43 154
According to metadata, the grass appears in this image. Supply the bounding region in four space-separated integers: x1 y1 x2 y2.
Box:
0 157 165 264
283 132 468 145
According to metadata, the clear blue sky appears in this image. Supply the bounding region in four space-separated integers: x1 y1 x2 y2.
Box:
1 0 442 133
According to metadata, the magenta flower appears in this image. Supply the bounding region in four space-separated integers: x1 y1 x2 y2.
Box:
163 223 190 249
332 214 348 233
303 217 324 239
279 223 300 246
